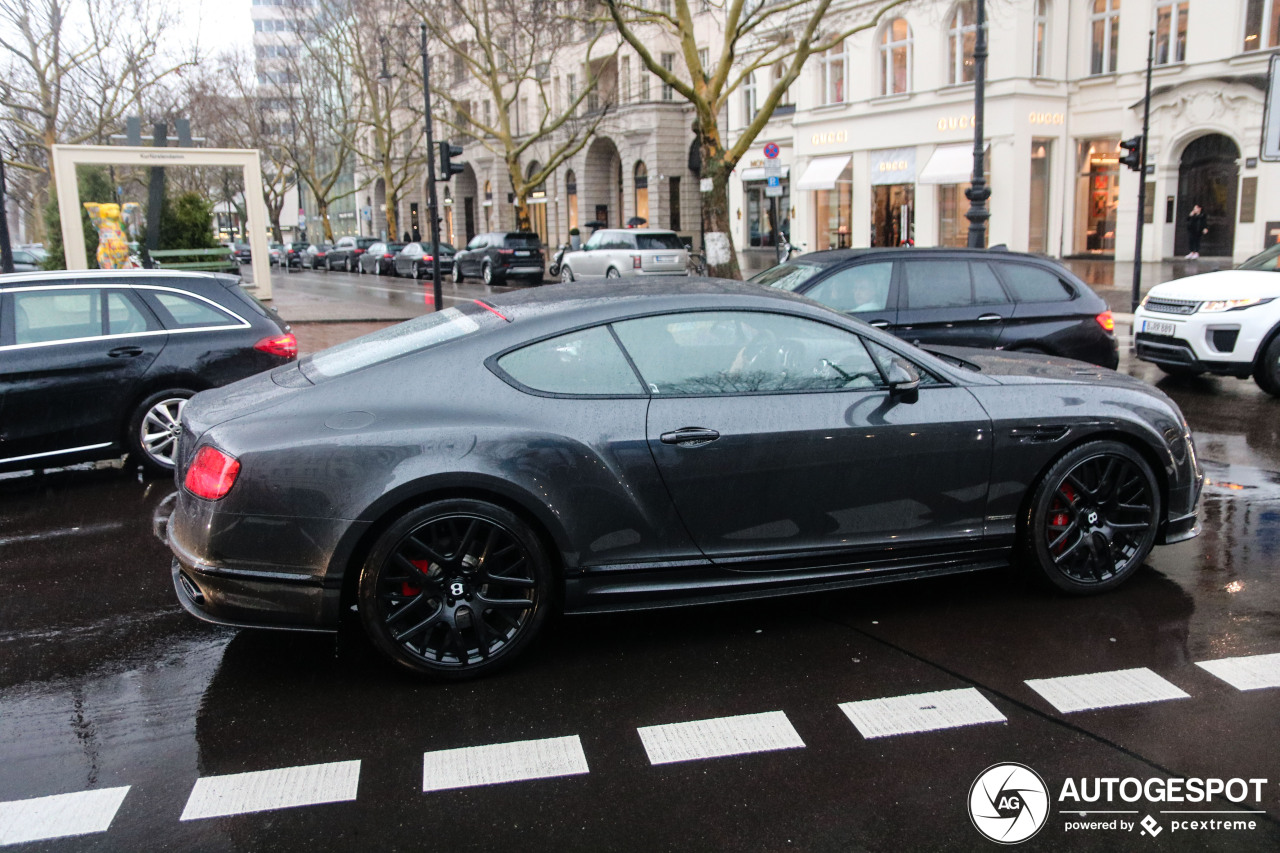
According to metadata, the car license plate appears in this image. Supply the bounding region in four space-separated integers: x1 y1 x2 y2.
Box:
1142 319 1177 336
515 250 530 257
654 254 674 263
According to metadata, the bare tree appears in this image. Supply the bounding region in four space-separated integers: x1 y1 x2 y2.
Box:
412 0 616 233
0 0 197 240
604 0 912 278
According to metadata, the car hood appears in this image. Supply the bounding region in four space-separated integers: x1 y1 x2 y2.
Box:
925 346 1149 389
1147 270 1280 300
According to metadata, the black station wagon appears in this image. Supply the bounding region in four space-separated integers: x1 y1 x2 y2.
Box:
752 248 1119 368
0 270 296 475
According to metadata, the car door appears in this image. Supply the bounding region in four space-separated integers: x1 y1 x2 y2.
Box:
895 258 1014 349
576 230 607 277
612 310 992 562
798 259 898 330
397 244 419 276
461 235 486 277
991 260 1086 350
0 285 166 467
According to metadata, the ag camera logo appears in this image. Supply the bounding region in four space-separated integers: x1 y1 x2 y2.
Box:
969 763 1050 844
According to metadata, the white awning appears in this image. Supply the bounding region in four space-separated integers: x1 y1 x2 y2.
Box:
739 165 791 182
918 144 989 185
794 155 851 191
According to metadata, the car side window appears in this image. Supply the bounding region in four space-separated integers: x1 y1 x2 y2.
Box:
498 326 645 396
995 262 1075 302
466 236 485 251
613 311 885 395
583 231 604 250
971 262 1008 304
12 288 103 344
903 260 1007 309
804 261 894 313
106 290 157 335
146 291 239 329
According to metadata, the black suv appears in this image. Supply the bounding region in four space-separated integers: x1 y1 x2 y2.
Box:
751 248 1118 368
0 270 296 475
327 236 378 272
452 232 544 285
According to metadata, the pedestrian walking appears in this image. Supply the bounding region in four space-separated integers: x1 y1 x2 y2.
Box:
1186 204 1208 259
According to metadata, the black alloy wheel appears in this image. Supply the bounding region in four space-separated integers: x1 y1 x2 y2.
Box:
1024 440 1159 593
357 500 552 679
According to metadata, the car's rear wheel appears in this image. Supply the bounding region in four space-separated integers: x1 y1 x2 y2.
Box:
344 256 353 273
128 389 194 476
1023 440 1159 594
560 266 573 283
358 500 552 680
414 261 424 280
482 262 495 285
1252 335 1280 397
606 267 621 279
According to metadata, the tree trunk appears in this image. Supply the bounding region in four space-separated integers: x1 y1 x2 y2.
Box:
700 146 741 280
318 199 333 242
514 197 531 231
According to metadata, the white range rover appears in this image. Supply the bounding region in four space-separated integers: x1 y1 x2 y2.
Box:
1133 245 1280 396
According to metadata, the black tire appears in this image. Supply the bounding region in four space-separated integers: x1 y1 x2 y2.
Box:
451 261 462 281
1252 334 1280 397
344 256 353 273
482 262 495 285
560 266 574 283
414 262 423 280
325 257 333 271
605 267 621 279
1022 440 1160 594
127 388 195 476
357 499 553 680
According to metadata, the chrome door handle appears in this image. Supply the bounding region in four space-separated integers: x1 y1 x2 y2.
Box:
108 346 144 358
660 427 721 447
869 320 891 328
977 313 1003 323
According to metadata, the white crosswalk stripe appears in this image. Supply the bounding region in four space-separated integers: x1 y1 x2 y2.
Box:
839 687 1007 738
1195 652 1280 691
0 786 130 846
179 760 360 821
1025 667 1190 713
422 735 590 792
638 710 805 765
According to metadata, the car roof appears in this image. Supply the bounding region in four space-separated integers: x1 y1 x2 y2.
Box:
0 269 238 288
792 246 1060 267
484 277 811 323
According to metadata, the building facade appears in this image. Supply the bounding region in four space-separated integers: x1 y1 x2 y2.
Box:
728 0 1280 272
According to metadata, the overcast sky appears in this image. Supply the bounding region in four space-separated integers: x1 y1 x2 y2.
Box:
190 0 254 60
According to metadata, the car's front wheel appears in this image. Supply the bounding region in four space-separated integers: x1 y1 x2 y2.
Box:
482 262 495 285
344 256 353 273
1252 335 1280 397
1023 440 1159 594
357 499 553 680
560 266 574 283
128 388 195 476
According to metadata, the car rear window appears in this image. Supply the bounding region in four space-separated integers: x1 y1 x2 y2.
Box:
301 304 498 380
751 262 826 292
636 234 684 251
497 326 644 396
149 291 241 328
995 262 1074 302
356 237 378 249
504 234 541 249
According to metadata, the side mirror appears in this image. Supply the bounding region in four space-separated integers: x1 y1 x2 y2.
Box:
886 358 921 404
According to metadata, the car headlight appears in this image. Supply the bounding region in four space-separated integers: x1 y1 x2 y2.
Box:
1139 293 1150 310
1199 297 1275 312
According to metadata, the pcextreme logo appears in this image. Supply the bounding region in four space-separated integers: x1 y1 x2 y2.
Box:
969 763 1051 844
969 765 1271 844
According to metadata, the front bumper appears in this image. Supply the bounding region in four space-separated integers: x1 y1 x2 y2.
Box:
1133 308 1261 376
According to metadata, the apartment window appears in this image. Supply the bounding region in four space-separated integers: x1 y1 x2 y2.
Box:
948 1 977 84
483 100 491 131
1090 0 1121 75
1243 0 1280 50
818 42 846 105
661 53 675 101
743 72 758 123
552 76 560 115
698 47 710 82
1032 0 1049 76
773 62 793 107
1155 0 1188 64
568 73 577 112
640 68 651 101
879 19 912 95
621 56 631 103
453 51 466 86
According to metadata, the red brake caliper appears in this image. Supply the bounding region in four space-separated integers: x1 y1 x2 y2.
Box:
402 559 430 596
1050 484 1076 552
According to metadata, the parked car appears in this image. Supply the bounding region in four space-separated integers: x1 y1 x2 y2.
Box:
6 247 48 273
751 247 1119 369
358 242 406 275
0 269 296 475
327 236 378 272
452 231 544 285
1133 246 1280 395
167 279 1200 681
558 228 688 282
232 243 252 264
394 241 457 279
301 243 333 269
279 242 310 267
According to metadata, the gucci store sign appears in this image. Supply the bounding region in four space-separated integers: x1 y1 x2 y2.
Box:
870 147 916 185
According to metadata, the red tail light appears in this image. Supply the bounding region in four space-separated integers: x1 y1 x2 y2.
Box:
185 446 240 500
354 248 364 254
383 253 394 258
1095 311 1115 332
423 255 434 262
632 255 642 269
498 249 514 255
254 333 297 359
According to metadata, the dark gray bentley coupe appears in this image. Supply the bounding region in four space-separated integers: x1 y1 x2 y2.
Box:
168 280 1201 679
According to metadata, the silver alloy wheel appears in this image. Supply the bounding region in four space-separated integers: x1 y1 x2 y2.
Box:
140 396 187 468
345 256 353 272
560 266 573 283
606 267 621 278
482 262 493 285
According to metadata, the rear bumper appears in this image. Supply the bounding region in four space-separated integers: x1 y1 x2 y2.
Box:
1158 512 1200 545
171 556 338 633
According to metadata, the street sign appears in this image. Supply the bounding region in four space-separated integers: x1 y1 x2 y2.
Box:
767 176 780 187
763 142 780 159
1263 54 1280 161
765 175 783 197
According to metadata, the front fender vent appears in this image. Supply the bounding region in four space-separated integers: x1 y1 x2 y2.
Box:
1008 425 1071 444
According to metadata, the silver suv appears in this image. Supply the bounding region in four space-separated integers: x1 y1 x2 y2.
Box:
559 229 688 281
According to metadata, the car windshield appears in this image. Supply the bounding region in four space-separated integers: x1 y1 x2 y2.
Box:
301 304 499 381
636 233 684 251
751 262 826 291
504 234 541 249
1237 244 1280 271
356 237 378 248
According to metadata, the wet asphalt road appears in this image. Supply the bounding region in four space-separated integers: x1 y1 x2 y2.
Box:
2 294 1279 850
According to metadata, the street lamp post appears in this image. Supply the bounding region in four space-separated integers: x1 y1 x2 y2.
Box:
964 0 990 248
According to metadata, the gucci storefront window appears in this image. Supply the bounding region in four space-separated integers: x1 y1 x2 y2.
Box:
1074 138 1119 254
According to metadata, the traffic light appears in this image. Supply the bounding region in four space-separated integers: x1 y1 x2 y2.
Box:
438 141 464 181
1119 135 1143 172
